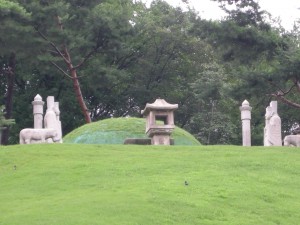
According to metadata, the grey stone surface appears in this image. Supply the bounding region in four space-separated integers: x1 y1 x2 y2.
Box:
19 128 57 144
44 96 62 143
54 102 62 143
283 135 300 147
124 138 175 145
240 100 252 147
32 94 45 129
264 101 282 146
141 98 178 145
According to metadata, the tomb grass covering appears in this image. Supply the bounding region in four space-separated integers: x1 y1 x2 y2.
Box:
63 117 200 145
1 144 300 225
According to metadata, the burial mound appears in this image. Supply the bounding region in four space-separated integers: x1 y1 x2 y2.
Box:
63 117 200 145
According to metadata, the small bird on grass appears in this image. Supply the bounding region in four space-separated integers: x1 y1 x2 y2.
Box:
184 181 189 186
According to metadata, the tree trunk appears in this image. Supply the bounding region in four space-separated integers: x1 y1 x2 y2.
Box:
55 15 91 123
1 53 16 145
70 68 91 123
61 47 91 123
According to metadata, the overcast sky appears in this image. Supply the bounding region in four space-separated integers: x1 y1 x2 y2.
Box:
141 0 300 30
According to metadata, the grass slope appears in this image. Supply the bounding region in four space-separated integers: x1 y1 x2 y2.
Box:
63 117 200 145
1 144 300 225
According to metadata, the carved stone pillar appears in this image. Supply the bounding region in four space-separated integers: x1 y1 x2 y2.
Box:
32 94 44 129
240 100 252 147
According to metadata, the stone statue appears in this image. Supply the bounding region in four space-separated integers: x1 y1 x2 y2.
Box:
54 102 63 143
44 96 57 143
43 96 62 143
283 135 300 147
19 95 63 144
264 101 282 146
19 128 57 144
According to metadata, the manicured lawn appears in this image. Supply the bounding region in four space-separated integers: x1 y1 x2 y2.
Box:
0 144 299 225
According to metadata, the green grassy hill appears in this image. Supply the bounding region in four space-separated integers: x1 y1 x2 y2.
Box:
63 117 200 145
1 144 300 225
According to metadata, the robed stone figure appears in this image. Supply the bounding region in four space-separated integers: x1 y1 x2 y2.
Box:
264 101 282 146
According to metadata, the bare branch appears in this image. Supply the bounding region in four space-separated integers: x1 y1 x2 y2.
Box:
76 74 88 79
266 77 297 95
50 61 73 79
264 77 300 108
271 94 300 109
285 84 297 95
35 27 71 64
47 50 60 56
73 49 97 70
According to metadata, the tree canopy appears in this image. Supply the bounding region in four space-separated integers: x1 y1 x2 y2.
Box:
0 0 299 145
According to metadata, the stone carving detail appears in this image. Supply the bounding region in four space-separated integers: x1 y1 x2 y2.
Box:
44 96 62 143
141 98 178 145
283 135 300 147
19 94 63 144
264 101 282 146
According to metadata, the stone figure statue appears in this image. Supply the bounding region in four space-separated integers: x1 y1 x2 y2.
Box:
44 96 63 143
44 96 57 143
54 102 62 143
264 101 282 146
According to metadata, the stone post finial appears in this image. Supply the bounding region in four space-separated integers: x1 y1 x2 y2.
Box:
32 94 44 129
34 94 42 101
240 99 252 147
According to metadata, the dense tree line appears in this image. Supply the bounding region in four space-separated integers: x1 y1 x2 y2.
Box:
0 0 299 145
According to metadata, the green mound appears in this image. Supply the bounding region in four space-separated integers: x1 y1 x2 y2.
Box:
63 117 200 145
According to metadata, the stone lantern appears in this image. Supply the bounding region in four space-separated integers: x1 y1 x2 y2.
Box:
141 98 178 145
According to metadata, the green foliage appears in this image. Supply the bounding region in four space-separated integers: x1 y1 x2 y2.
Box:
120 1 222 132
186 63 239 145
0 145 300 224
0 0 33 55
190 0 299 145
0 105 14 127
212 0 268 27
0 0 30 19
63 117 200 145
1 0 300 145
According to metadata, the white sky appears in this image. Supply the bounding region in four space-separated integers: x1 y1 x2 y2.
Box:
141 0 300 30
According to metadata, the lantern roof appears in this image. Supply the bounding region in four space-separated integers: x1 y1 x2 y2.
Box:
141 98 178 115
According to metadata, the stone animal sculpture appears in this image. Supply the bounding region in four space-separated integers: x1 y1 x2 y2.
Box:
283 135 300 147
19 128 57 144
